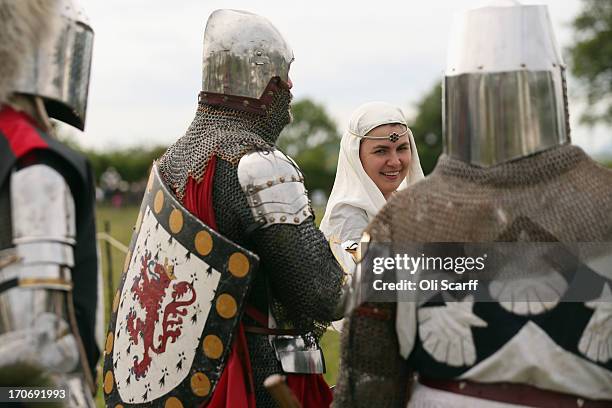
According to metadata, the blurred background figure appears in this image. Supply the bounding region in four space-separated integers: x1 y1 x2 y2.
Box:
0 0 101 406
320 101 423 328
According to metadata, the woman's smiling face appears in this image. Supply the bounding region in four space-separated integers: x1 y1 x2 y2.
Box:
359 123 411 199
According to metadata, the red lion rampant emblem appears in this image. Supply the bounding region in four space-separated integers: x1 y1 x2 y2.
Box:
127 250 196 379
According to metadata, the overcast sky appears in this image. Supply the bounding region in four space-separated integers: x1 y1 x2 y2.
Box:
73 0 612 158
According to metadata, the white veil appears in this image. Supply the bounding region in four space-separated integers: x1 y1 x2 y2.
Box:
320 101 424 242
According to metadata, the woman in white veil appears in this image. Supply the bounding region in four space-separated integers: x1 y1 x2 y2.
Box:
320 101 424 251
320 102 424 327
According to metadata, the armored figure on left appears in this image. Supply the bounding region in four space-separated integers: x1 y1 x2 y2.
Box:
0 1 101 406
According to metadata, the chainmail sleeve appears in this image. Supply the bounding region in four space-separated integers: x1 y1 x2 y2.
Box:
334 203 411 408
253 222 343 332
212 154 343 407
334 303 409 408
213 156 343 332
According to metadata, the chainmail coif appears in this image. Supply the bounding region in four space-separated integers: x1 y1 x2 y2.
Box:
334 144 612 407
158 88 292 201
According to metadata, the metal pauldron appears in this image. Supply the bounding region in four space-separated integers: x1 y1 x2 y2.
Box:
238 150 312 229
3 165 76 289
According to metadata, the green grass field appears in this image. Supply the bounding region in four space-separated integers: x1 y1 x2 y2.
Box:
95 204 341 406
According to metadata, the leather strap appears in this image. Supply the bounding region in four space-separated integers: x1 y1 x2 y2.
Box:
242 325 303 336
353 305 392 320
243 305 303 336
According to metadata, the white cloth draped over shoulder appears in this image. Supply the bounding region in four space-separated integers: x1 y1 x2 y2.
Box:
320 101 424 246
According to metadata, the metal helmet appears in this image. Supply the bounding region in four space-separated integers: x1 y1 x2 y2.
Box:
13 0 94 130
443 0 569 167
200 9 294 114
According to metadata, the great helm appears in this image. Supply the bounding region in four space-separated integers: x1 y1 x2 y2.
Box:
199 9 294 114
13 0 94 130
443 0 569 167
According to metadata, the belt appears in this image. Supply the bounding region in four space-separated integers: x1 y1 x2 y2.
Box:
353 305 392 320
419 377 612 408
243 305 303 336
242 325 303 336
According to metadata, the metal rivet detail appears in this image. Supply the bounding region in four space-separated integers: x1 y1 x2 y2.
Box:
228 253 250 278
169 209 184 234
105 332 114 354
303 210 308 216
291 175 296 181
280 216 286 222
154 190 164 214
203 335 224 360
253 199 258 205
165 397 183 408
216 294 237 319
190 372 211 397
280 177 285 183
257 210 263 215
194 231 213 256
103 371 114 394
269 217 275 223
267 180 273 187
294 217 300 223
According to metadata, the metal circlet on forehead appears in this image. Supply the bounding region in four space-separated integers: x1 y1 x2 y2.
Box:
349 128 411 143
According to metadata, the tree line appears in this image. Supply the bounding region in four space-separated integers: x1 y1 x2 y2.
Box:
72 0 611 196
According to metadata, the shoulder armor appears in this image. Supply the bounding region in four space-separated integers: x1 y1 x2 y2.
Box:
11 164 76 244
237 150 312 228
5 164 75 287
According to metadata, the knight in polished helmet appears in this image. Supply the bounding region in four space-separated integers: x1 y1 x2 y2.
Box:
161 10 342 407
104 9 341 408
0 0 100 406
334 1 612 407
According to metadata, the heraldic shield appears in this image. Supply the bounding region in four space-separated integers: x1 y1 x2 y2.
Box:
103 163 258 407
